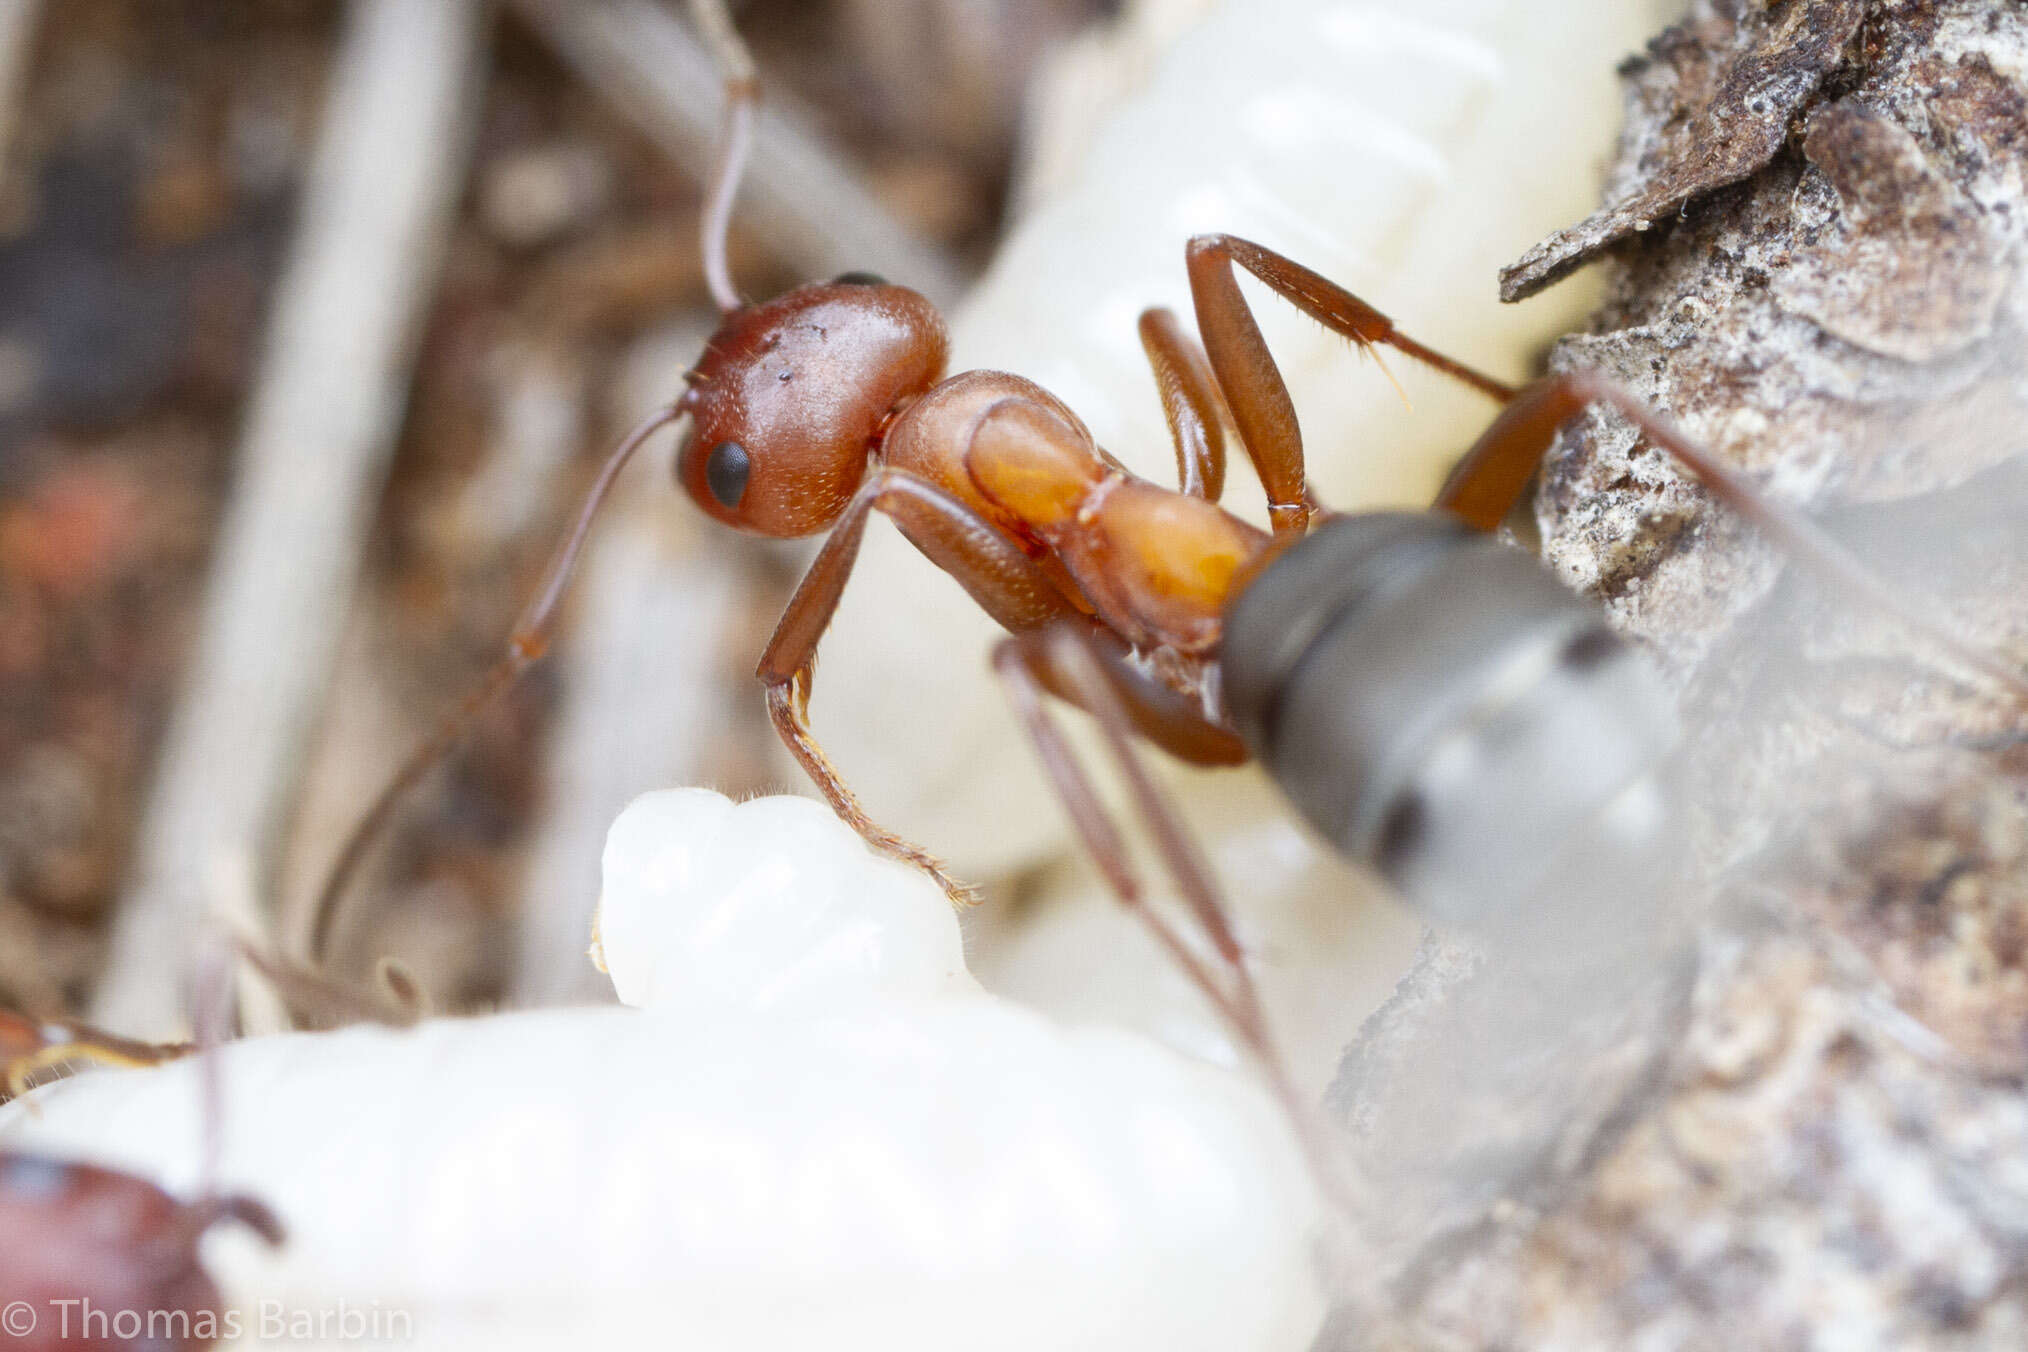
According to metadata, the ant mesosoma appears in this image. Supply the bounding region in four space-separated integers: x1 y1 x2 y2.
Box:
309 0 2028 1052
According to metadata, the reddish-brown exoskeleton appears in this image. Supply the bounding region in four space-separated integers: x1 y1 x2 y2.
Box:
310 0 2028 959
0 1152 283 1352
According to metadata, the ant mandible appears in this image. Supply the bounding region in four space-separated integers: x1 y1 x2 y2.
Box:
309 0 2028 960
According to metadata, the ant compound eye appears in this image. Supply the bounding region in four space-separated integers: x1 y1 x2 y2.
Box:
705 440 751 508
831 270 886 287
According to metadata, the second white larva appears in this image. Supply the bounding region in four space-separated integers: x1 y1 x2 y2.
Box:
2 792 1324 1351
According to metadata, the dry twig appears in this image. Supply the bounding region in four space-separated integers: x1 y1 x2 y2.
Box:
95 0 490 1034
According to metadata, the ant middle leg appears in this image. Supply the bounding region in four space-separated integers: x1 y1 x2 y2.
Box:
1138 308 1228 500
1006 627 1246 769
992 624 1364 1217
1436 369 2028 704
757 467 1090 904
1184 234 1518 536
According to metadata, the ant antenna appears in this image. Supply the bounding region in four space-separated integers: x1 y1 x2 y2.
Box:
314 2 761 973
688 0 757 313
309 402 687 966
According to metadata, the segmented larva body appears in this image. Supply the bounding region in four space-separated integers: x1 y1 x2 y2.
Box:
815 0 1681 879
1 794 1322 1351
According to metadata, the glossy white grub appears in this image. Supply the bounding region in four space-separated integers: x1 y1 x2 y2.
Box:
2 791 1324 1352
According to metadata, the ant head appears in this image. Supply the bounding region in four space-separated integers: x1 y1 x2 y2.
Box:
677 275 949 536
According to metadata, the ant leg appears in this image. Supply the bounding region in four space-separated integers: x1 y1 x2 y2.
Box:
1138 308 1228 500
758 467 1087 904
1430 369 1577 531
686 0 757 313
1018 628 1247 768
1185 233 1517 536
309 403 686 964
1438 369 2028 703
0 1011 192 1101
992 626 1366 1217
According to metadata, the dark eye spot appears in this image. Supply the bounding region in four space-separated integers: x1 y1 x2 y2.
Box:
831 270 886 287
705 440 750 509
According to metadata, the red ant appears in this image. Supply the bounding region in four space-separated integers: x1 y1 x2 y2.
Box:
310 0 2027 1004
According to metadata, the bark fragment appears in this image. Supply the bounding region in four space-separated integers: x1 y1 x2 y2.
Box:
1500 0 1865 303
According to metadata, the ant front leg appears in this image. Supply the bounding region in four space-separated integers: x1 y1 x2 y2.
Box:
1437 369 2028 704
1185 234 1517 537
757 467 1089 904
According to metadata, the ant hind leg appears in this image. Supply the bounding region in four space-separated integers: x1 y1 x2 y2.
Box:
1436 369 2028 704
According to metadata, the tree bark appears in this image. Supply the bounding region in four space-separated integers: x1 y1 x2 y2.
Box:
1331 3 2028 1345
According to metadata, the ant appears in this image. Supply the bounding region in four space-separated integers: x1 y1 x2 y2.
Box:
309 0 2028 995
